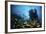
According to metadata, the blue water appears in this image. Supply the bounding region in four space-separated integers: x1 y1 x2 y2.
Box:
11 5 42 20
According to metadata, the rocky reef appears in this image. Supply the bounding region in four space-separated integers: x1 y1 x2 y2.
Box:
11 16 41 29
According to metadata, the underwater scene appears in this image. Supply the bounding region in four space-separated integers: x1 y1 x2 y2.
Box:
10 5 42 29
